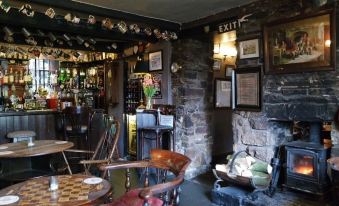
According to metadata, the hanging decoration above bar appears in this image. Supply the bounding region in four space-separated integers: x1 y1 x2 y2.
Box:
0 42 117 62
0 0 178 41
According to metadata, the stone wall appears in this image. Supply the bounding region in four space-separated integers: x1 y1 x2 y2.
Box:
232 0 339 162
171 39 214 178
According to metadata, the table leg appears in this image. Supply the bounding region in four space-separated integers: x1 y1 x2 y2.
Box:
61 151 72 175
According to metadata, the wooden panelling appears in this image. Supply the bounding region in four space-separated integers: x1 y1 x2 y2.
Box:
0 112 58 144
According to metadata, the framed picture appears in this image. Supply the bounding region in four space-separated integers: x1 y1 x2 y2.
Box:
263 9 335 74
152 73 162 99
233 67 261 111
213 58 222 71
214 78 232 109
148 50 163 71
225 64 235 77
239 39 259 59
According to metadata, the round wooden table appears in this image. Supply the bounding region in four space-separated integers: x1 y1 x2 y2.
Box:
0 140 74 175
0 174 111 206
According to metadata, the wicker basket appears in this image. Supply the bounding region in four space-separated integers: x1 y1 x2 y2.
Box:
215 151 271 189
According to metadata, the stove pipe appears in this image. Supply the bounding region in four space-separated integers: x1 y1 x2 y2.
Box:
309 122 321 144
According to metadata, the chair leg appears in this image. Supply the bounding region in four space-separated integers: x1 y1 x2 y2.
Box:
140 131 144 160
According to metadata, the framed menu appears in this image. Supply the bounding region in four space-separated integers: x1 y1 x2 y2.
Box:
214 78 232 109
233 67 261 111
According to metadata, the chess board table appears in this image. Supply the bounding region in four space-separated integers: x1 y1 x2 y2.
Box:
0 174 111 206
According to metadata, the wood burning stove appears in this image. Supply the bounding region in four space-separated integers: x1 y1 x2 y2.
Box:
284 122 331 195
284 141 330 195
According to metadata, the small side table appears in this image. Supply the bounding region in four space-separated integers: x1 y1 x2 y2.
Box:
139 125 174 160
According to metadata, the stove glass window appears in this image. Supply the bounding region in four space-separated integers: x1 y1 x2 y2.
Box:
291 153 314 176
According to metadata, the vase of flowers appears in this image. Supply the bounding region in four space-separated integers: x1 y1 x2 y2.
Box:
142 74 156 109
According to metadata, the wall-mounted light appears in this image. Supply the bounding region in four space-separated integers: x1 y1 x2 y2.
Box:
219 44 237 58
213 44 220 54
325 39 331 47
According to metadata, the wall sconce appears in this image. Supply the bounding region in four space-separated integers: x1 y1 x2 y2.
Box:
325 39 331 47
213 44 220 54
220 45 237 59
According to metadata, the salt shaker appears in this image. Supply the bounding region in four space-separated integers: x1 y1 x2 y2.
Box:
49 176 58 191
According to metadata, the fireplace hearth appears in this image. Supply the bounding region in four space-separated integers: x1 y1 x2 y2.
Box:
284 141 331 195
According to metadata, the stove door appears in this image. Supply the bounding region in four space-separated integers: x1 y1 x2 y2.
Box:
286 147 317 180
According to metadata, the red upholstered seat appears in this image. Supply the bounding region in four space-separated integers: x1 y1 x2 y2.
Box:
105 189 163 206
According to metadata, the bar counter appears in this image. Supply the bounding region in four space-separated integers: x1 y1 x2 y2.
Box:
0 110 62 144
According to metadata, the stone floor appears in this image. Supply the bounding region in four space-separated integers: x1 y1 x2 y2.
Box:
108 169 337 206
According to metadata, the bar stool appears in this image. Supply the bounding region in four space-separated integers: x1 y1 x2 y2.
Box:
138 109 175 160
7 130 36 146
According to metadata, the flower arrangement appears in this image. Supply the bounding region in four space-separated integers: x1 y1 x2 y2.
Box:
142 74 156 98
142 74 156 109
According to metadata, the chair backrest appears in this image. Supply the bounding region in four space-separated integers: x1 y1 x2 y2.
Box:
62 106 93 135
101 149 191 205
88 116 121 177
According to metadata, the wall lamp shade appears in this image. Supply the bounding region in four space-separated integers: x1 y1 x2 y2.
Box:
134 60 149 73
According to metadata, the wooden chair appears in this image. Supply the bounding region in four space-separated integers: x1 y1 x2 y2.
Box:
61 106 93 150
100 149 191 206
65 114 121 178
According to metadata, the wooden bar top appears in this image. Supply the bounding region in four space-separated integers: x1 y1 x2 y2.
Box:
0 140 74 158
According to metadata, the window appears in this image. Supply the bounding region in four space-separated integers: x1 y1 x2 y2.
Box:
28 59 58 93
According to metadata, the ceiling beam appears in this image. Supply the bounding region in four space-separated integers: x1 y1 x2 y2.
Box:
19 0 181 31
0 10 158 44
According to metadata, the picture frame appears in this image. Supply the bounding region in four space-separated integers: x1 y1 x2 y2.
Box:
238 38 259 59
263 9 335 74
213 58 222 71
148 50 163 71
214 78 232 109
225 64 235 77
233 67 261 111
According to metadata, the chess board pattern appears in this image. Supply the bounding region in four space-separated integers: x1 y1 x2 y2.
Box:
17 176 103 206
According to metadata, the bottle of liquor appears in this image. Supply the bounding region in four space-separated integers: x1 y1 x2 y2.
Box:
3 69 8 84
8 67 14 84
